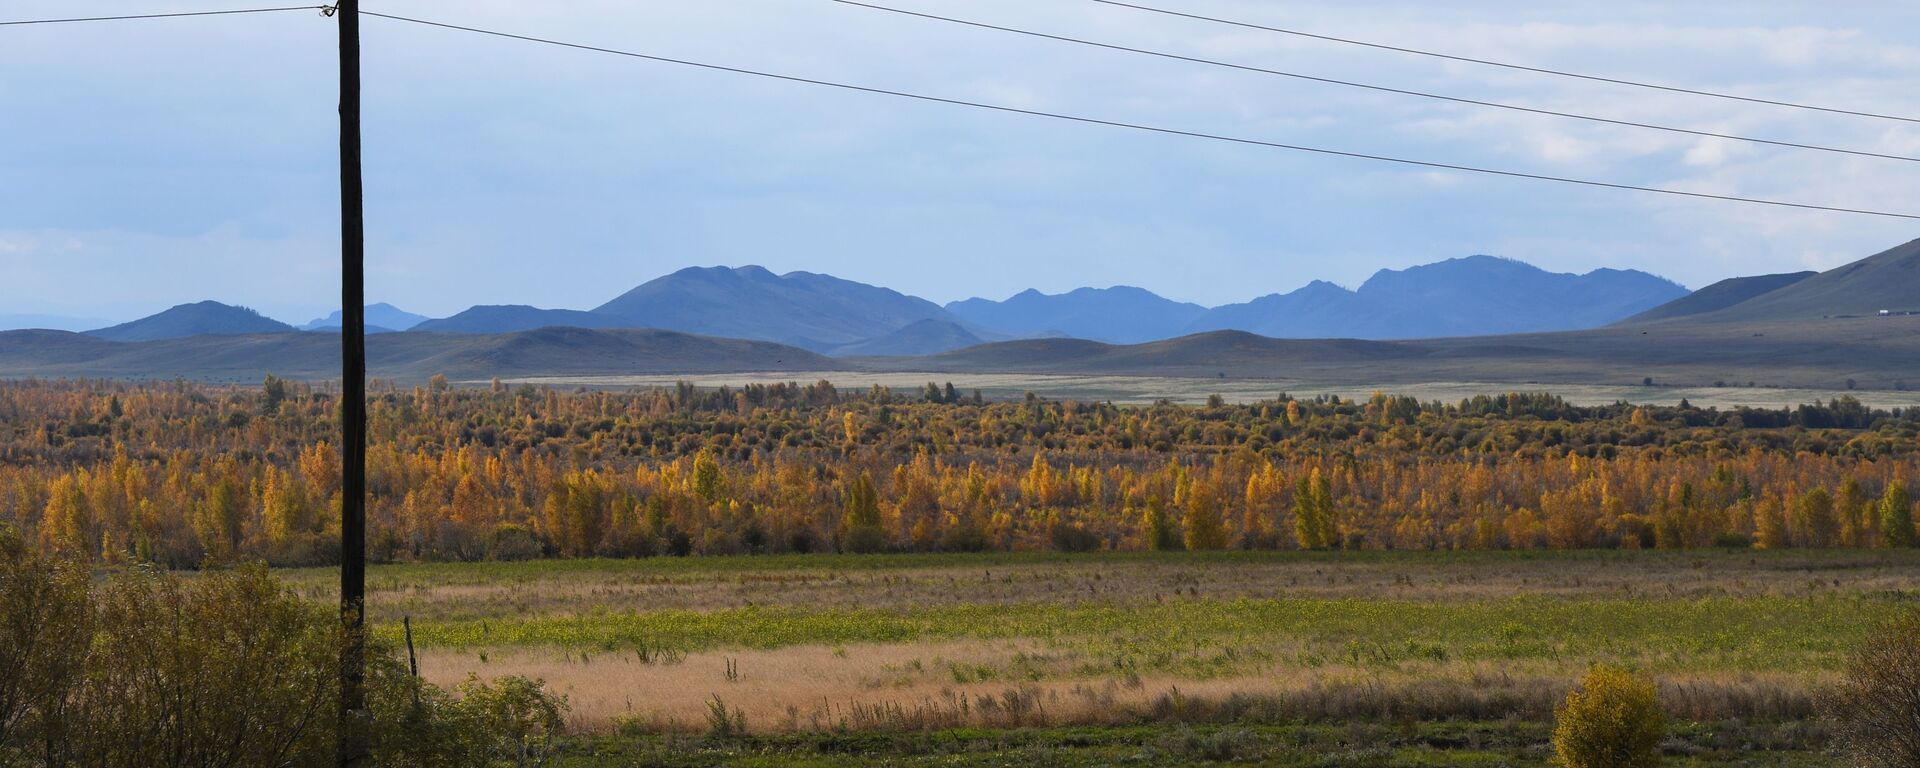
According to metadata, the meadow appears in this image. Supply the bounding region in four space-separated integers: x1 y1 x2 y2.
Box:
279 549 1918 763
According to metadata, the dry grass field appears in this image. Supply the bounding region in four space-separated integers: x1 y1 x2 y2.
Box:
279 549 1920 749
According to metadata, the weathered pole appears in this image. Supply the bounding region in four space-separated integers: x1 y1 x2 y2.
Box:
335 0 371 765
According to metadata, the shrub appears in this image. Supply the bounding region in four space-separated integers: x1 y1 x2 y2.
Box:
840 526 889 555
0 526 90 753
0 549 570 767
1552 665 1665 768
1821 608 1920 768
452 675 570 765
76 563 340 766
940 515 990 552
488 524 547 561
1048 521 1101 552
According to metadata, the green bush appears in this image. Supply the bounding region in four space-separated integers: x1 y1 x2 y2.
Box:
0 536 569 767
0 526 90 754
1552 665 1665 768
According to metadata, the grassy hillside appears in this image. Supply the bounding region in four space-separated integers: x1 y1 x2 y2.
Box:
1691 238 1920 321
1617 271 1816 324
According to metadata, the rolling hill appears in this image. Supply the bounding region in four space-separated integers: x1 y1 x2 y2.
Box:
866 317 1920 389
830 319 984 357
0 313 110 332
903 330 1427 377
1616 272 1817 324
1677 238 1920 322
85 301 294 342
0 327 838 381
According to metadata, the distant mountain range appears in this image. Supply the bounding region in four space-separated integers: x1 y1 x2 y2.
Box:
1190 256 1685 339
946 286 1208 344
49 254 1694 355
303 303 430 332
945 257 1685 343
5 238 1919 388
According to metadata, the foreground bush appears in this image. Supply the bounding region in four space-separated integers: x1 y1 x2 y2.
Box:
1822 608 1920 768
0 526 567 767
1552 665 1665 768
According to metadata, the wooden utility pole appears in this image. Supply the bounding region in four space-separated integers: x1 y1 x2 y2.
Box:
335 0 370 765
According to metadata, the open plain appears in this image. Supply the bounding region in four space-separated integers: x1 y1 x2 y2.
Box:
279 550 1919 764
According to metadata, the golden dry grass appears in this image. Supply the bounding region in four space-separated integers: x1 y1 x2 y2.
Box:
420 641 1828 734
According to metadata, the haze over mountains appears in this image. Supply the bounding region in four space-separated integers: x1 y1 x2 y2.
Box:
32 254 1691 353
7 239 1916 389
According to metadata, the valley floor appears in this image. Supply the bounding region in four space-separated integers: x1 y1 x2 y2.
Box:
480 371 1920 409
280 550 1915 763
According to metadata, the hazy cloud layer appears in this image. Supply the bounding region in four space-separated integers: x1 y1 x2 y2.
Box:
3 0 1916 324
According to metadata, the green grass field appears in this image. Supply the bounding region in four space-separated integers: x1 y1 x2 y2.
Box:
280 550 1919 764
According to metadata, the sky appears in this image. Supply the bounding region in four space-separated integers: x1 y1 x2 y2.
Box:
2 1 1918 327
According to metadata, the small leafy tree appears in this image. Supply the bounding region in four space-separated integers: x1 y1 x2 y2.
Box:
1822 609 1920 768
840 472 886 554
1293 469 1338 550
1182 483 1228 551
1882 482 1915 548
1141 496 1181 552
1552 665 1665 768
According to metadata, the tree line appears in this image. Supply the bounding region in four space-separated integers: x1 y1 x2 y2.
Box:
0 378 1915 565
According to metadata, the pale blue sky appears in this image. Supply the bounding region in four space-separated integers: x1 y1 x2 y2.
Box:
3 0 1917 326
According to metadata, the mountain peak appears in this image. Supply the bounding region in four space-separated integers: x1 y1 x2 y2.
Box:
591 266 950 349
86 301 294 342
303 303 429 331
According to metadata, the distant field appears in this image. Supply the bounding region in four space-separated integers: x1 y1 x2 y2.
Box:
280 549 1919 761
482 371 1920 408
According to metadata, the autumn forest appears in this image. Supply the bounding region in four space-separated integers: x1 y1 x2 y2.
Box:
3 376 1917 568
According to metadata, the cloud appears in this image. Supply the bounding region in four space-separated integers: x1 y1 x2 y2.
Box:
3 0 1918 312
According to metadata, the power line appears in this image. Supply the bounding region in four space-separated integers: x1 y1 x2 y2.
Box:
1090 0 1920 126
832 0 1919 164
0 5 323 27
358 10 1920 221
